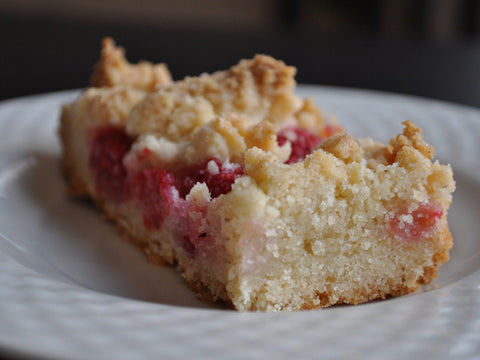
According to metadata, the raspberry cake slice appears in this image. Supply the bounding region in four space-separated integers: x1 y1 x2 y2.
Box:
60 40 455 311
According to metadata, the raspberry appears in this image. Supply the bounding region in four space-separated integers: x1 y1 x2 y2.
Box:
172 201 209 256
89 126 242 251
174 159 243 254
179 159 244 198
277 127 323 164
127 169 177 230
389 203 443 242
89 127 133 202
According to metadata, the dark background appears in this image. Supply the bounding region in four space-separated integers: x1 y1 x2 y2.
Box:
3 0 480 108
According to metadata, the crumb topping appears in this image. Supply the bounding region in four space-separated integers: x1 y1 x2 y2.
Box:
126 55 324 139
90 37 172 91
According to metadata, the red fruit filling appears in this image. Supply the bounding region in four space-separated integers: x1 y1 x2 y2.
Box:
89 127 244 253
126 169 177 230
277 126 323 164
89 127 134 202
179 159 244 198
389 203 443 242
125 160 243 232
172 201 209 255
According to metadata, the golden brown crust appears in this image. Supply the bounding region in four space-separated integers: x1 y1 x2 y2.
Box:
418 224 453 284
386 120 435 162
319 133 364 163
90 37 172 91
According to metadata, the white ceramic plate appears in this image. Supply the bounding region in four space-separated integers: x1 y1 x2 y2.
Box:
0 87 479 360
